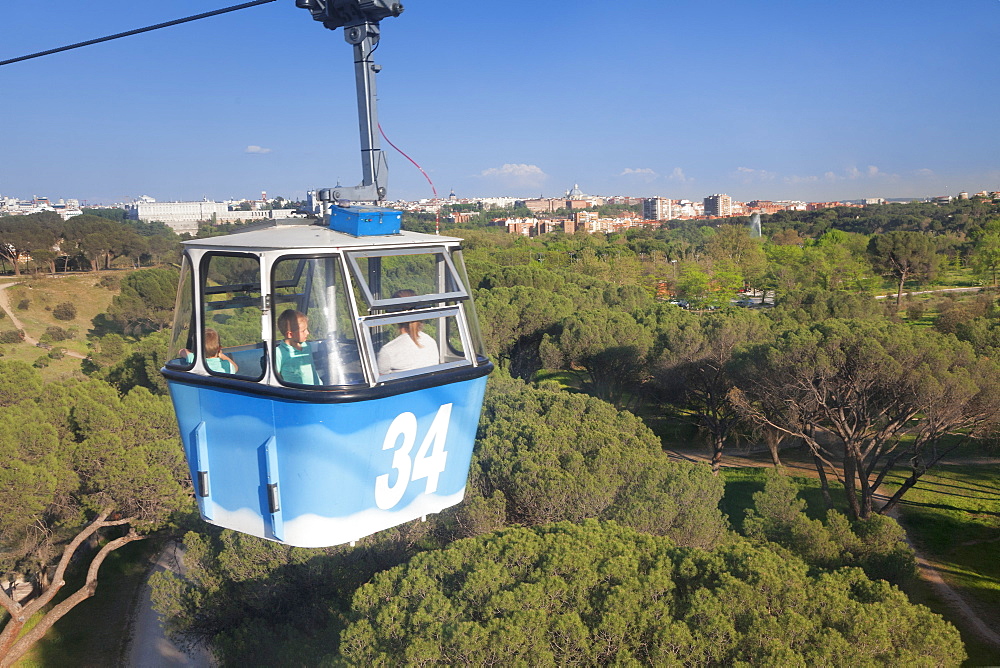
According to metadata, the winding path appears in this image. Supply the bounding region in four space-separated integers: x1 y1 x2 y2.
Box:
126 542 213 667
0 281 36 344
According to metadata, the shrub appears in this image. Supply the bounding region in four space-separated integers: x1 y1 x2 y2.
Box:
52 302 77 321
906 301 926 321
340 522 964 666
0 330 24 345
44 326 73 342
17 299 29 311
98 275 122 291
47 348 65 360
743 469 916 585
32 355 50 368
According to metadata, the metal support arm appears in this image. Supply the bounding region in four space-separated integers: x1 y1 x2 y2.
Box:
299 0 403 205
329 22 388 203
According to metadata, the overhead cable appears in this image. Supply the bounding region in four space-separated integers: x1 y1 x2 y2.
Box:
0 0 277 68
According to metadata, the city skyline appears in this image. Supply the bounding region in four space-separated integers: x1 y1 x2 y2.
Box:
2 1 997 205
4 185 985 213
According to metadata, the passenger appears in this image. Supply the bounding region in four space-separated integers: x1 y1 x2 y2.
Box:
182 329 238 373
275 309 320 385
203 328 238 374
377 290 440 375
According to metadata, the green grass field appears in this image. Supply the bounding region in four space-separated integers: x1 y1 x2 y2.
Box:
882 463 1000 666
0 272 118 376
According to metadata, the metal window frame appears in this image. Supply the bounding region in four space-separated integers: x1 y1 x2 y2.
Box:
359 305 474 384
269 252 369 388
343 246 468 309
165 253 197 371
199 251 266 381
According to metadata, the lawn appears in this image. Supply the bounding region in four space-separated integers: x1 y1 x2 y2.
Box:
0 272 119 376
881 463 1000 666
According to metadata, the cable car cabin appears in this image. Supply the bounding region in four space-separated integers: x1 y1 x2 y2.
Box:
161 220 492 548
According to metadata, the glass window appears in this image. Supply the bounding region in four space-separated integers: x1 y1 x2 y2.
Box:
272 255 364 387
165 255 195 370
451 250 487 361
201 253 264 380
363 306 473 383
344 247 468 313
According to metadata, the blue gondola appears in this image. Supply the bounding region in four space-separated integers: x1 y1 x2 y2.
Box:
161 0 493 547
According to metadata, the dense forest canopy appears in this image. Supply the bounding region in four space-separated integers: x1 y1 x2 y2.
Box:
341 521 961 666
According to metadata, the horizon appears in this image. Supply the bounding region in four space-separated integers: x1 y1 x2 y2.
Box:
2 1 997 204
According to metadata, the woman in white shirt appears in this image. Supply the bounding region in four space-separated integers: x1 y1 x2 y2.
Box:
377 290 440 374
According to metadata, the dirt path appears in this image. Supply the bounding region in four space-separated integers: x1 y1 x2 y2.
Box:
0 281 37 344
0 281 87 359
666 446 1000 652
875 286 983 300
126 542 214 667
910 547 1000 648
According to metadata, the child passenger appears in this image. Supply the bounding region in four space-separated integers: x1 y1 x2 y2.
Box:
203 328 238 374
183 328 238 374
275 309 320 385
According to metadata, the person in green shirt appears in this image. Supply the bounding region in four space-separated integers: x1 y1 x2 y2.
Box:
183 328 238 374
204 328 238 374
275 309 320 385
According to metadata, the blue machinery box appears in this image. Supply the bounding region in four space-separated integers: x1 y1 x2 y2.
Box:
328 205 402 236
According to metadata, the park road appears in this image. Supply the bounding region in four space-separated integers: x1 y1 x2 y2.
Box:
125 543 213 667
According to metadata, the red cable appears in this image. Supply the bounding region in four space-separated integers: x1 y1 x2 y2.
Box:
378 123 438 198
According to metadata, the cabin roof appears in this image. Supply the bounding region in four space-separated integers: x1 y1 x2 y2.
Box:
182 221 462 252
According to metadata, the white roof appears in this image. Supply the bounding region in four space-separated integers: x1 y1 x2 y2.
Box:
183 222 462 252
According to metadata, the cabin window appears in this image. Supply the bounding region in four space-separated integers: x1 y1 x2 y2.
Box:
165 255 196 370
361 306 473 383
450 249 488 361
271 255 364 387
200 253 265 380
343 247 467 316
344 247 478 382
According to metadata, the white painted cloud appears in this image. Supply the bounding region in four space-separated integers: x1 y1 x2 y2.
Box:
479 163 548 189
844 165 886 180
735 167 777 182
619 167 658 184
245 145 272 154
667 167 690 183
793 165 898 184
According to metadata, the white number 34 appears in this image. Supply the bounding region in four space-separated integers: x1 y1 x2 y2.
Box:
374 403 452 509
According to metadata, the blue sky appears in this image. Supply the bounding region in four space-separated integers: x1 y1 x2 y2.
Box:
2 0 997 205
